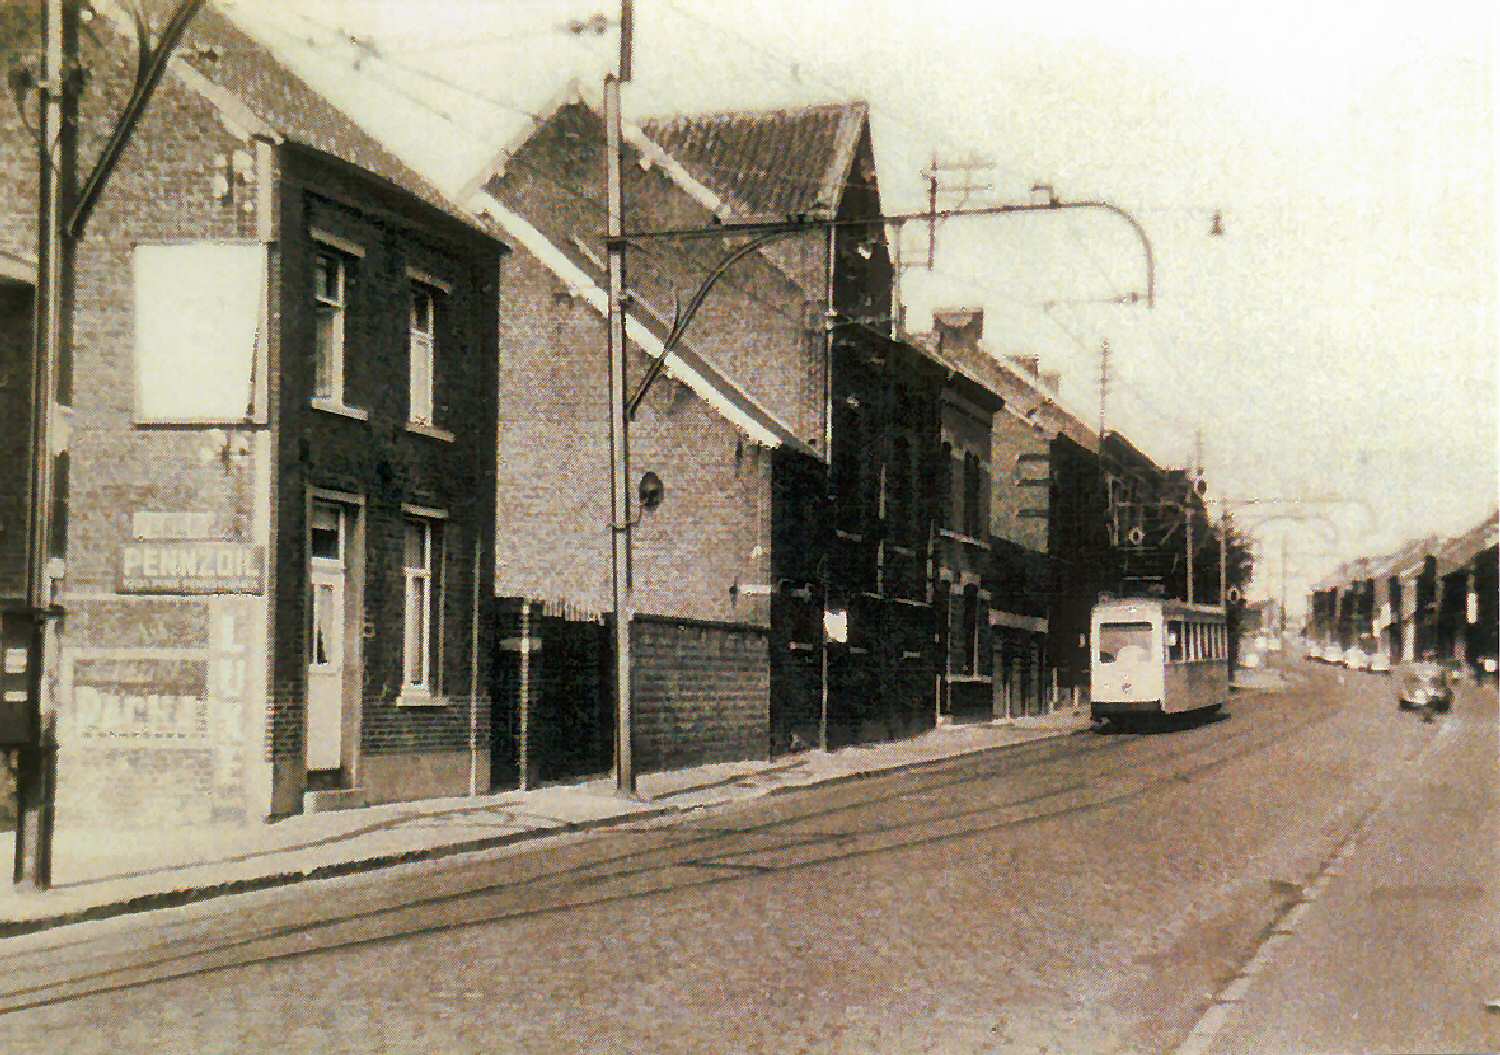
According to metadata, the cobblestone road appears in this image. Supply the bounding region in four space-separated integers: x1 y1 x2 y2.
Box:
0 663 1486 1054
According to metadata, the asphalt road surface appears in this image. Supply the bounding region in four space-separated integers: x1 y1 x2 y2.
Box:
0 662 1493 1054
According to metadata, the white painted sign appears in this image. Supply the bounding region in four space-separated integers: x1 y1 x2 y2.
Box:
132 511 216 540
119 542 264 594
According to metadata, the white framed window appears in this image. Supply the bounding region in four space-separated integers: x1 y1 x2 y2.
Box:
402 516 442 694
308 501 345 671
313 248 349 403
408 283 437 425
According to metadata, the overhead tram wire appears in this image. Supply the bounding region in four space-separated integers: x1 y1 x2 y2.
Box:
269 7 1161 377
254 20 861 344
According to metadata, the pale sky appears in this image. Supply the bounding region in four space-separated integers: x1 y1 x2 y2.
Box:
225 0 1497 609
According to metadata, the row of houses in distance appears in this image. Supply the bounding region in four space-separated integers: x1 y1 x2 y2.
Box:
1 3 1228 829
1304 510 1498 678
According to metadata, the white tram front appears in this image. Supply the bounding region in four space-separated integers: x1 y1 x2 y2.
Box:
1090 598 1228 725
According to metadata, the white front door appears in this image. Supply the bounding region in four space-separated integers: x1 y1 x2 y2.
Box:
307 502 348 772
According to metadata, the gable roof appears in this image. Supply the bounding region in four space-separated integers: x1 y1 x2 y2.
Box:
110 1 489 234
912 327 1099 452
1435 510 1500 572
469 189 807 455
462 101 810 455
638 101 870 221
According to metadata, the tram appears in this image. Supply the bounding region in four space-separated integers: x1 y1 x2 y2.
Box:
1090 597 1229 725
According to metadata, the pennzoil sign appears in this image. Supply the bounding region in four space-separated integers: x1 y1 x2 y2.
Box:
119 541 264 594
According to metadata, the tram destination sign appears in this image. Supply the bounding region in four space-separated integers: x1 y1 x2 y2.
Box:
119 541 265 595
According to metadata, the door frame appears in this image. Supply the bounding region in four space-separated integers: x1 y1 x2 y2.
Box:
306 487 365 788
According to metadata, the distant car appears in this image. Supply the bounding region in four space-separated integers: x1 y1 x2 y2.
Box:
1367 652 1391 674
1342 647 1369 671
1322 642 1344 664
1395 662 1454 712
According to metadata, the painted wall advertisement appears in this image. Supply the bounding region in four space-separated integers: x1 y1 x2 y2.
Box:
117 510 264 595
118 541 264 594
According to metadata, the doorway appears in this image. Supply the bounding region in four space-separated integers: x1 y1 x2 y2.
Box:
307 498 360 785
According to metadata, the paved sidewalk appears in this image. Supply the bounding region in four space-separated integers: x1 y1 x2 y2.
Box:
0 706 1091 937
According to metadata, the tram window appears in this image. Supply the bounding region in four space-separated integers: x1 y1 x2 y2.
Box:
1167 621 1184 663
1098 621 1152 664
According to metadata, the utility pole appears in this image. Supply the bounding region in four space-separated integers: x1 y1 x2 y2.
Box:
1280 532 1288 632
14 0 81 892
919 154 996 271
924 154 938 270
605 0 635 797
1219 508 1229 607
1185 508 1195 605
1097 338 1110 447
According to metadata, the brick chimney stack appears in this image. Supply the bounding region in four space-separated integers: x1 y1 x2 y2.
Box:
1007 354 1041 377
931 307 984 354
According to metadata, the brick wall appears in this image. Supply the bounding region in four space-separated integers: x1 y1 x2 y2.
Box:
0 12 277 826
268 153 501 787
495 103 826 454
1 7 502 821
990 409 1052 554
492 236 775 629
632 615 770 772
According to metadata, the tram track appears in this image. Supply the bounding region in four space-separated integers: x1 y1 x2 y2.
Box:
0 695 1343 1016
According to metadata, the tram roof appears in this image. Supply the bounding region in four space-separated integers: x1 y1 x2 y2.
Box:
1095 597 1226 620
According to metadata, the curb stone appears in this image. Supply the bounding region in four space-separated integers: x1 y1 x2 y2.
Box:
0 720 1091 939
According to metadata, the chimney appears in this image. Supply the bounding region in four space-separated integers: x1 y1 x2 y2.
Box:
931 307 984 354
1007 354 1040 377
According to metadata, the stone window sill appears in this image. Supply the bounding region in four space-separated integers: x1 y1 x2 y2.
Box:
310 398 369 422
405 420 455 443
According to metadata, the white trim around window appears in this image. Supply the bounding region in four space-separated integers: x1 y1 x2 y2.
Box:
310 228 366 258
398 514 446 706
405 266 452 294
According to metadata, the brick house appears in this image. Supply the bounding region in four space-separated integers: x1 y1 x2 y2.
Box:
920 309 1073 715
1 6 505 825
456 88 828 777
1433 511 1499 673
644 102 946 747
